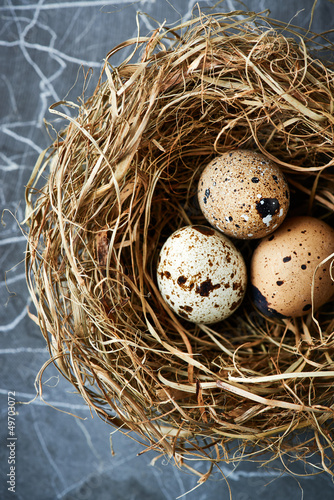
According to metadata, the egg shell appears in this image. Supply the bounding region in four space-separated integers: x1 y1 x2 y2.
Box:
198 150 290 239
250 216 334 318
157 225 247 324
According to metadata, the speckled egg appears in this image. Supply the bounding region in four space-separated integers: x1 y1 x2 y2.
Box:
198 150 290 239
250 216 334 318
157 225 247 324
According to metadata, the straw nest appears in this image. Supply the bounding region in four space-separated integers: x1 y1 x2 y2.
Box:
25 11 334 482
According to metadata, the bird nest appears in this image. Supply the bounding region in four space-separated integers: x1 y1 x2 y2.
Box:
24 10 334 483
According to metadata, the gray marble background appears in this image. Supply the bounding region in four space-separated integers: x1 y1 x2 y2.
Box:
1 1 334 499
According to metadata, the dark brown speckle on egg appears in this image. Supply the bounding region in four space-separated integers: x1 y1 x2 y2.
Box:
177 275 187 286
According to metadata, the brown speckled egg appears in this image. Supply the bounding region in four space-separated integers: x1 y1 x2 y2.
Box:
157 225 247 324
250 216 334 318
198 150 290 239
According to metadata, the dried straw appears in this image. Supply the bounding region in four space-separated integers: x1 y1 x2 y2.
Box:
24 10 334 482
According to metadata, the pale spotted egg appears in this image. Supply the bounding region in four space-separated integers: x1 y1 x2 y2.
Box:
198 150 290 239
157 225 247 324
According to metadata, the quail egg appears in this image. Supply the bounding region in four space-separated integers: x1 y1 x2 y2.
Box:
250 216 334 317
198 150 290 239
157 225 247 324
